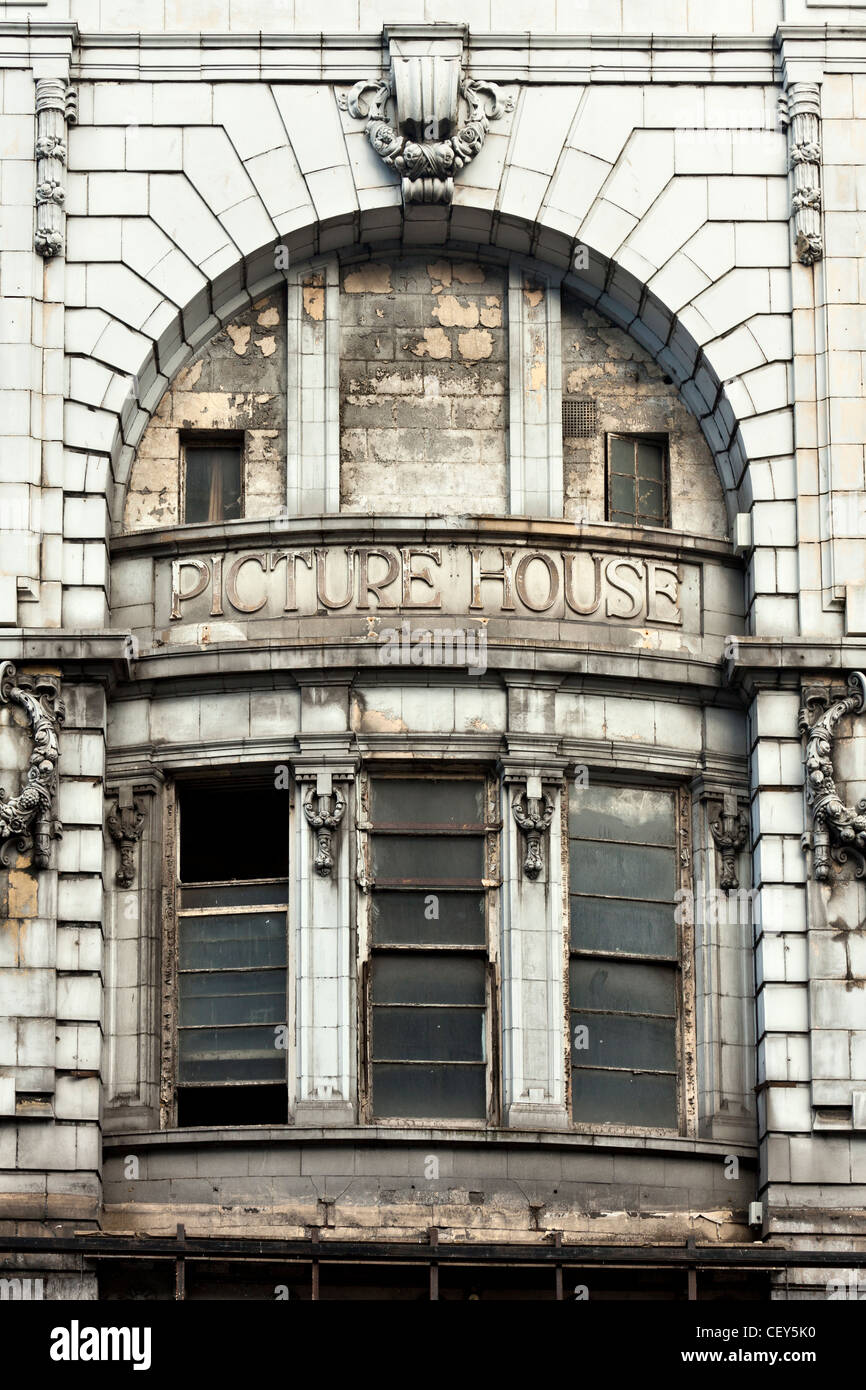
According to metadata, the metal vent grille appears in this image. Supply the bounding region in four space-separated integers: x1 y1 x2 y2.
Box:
563 398 597 439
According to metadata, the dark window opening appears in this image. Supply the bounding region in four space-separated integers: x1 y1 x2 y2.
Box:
183 438 243 524
368 777 490 1122
569 784 681 1131
175 779 289 1128
606 433 669 528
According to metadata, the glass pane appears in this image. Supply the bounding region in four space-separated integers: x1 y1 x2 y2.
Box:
373 1006 484 1062
569 958 677 1016
372 780 485 828
637 441 665 481
372 891 485 946
178 913 287 970
571 1067 677 1128
179 784 289 882
570 1010 676 1070
570 840 676 902
185 446 242 524
179 969 286 1028
570 895 676 958
181 882 288 910
569 786 677 846
372 954 486 1006
177 1025 285 1084
609 435 634 475
372 1063 486 1119
610 512 636 526
609 472 636 516
372 834 484 883
637 480 664 523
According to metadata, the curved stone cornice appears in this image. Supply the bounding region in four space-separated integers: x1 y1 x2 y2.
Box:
0 663 65 870
799 672 866 882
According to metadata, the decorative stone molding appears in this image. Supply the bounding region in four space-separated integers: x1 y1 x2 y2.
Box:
303 772 347 877
106 788 147 888
0 663 64 869
779 83 823 266
799 672 866 882
34 78 77 258
709 792 749 892
340 28 511 204
511 777 555 880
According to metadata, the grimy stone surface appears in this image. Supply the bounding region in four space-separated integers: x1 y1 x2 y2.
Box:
0 0 865 1302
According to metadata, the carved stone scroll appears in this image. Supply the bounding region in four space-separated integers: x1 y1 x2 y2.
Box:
710 793 749 892
34 78 77 259
511 779 554 881
0 663 64 869
799 672 866 882
303 775 347 877
779 83 823 266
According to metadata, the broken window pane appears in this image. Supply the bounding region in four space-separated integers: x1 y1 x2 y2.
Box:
175 776 289 1121
606 433 668 527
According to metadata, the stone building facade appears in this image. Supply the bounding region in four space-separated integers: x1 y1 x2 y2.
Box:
0 0 865 1300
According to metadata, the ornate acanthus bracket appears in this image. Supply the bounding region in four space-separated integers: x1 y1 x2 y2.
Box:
512 783 555 881
0 663 64 870
107 793 147 889
34 78 77 259
709 792 749 892
339 31 512 205
799 672 866 882
303 778 347 877
779 83 823 266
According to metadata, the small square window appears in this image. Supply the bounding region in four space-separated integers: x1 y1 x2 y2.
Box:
606 433 669 528
183 438 243 524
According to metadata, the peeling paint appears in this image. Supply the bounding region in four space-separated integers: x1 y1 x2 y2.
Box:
410 326 452 360
433 295 479 329
226 324 251 355
256 336 276 357
523 283 544 310
302 279 325 322
458 328 494 361
256 307 280 328
344 264 393 294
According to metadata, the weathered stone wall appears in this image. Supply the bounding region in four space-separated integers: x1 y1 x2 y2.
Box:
123 291 286 532
339 258 507 516
562 295 728 537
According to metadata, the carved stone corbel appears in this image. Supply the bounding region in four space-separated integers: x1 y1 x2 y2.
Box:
709 792 749 892
799 672 866 882
779 83 823 266
106 789 147 888
512 778 555 881
34 78 77 259
303 773 347 877
0 663 64 869
339 28 512 205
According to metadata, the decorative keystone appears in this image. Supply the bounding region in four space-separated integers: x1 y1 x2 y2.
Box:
339 28 512 205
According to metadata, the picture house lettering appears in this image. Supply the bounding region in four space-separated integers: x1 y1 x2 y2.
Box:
165 545 692 629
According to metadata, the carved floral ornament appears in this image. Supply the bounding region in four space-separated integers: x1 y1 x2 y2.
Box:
709 792 749 893
106 794 147 889
340 67 512 205
0 663 64 870
303 776 348 877
512 780 555 881
799 672 866 882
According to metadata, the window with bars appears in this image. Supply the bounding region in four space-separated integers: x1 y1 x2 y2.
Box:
568 783 687 1132
173 780 289 1126
606 433 669 527
183 436 243 525
365 777 494 1122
